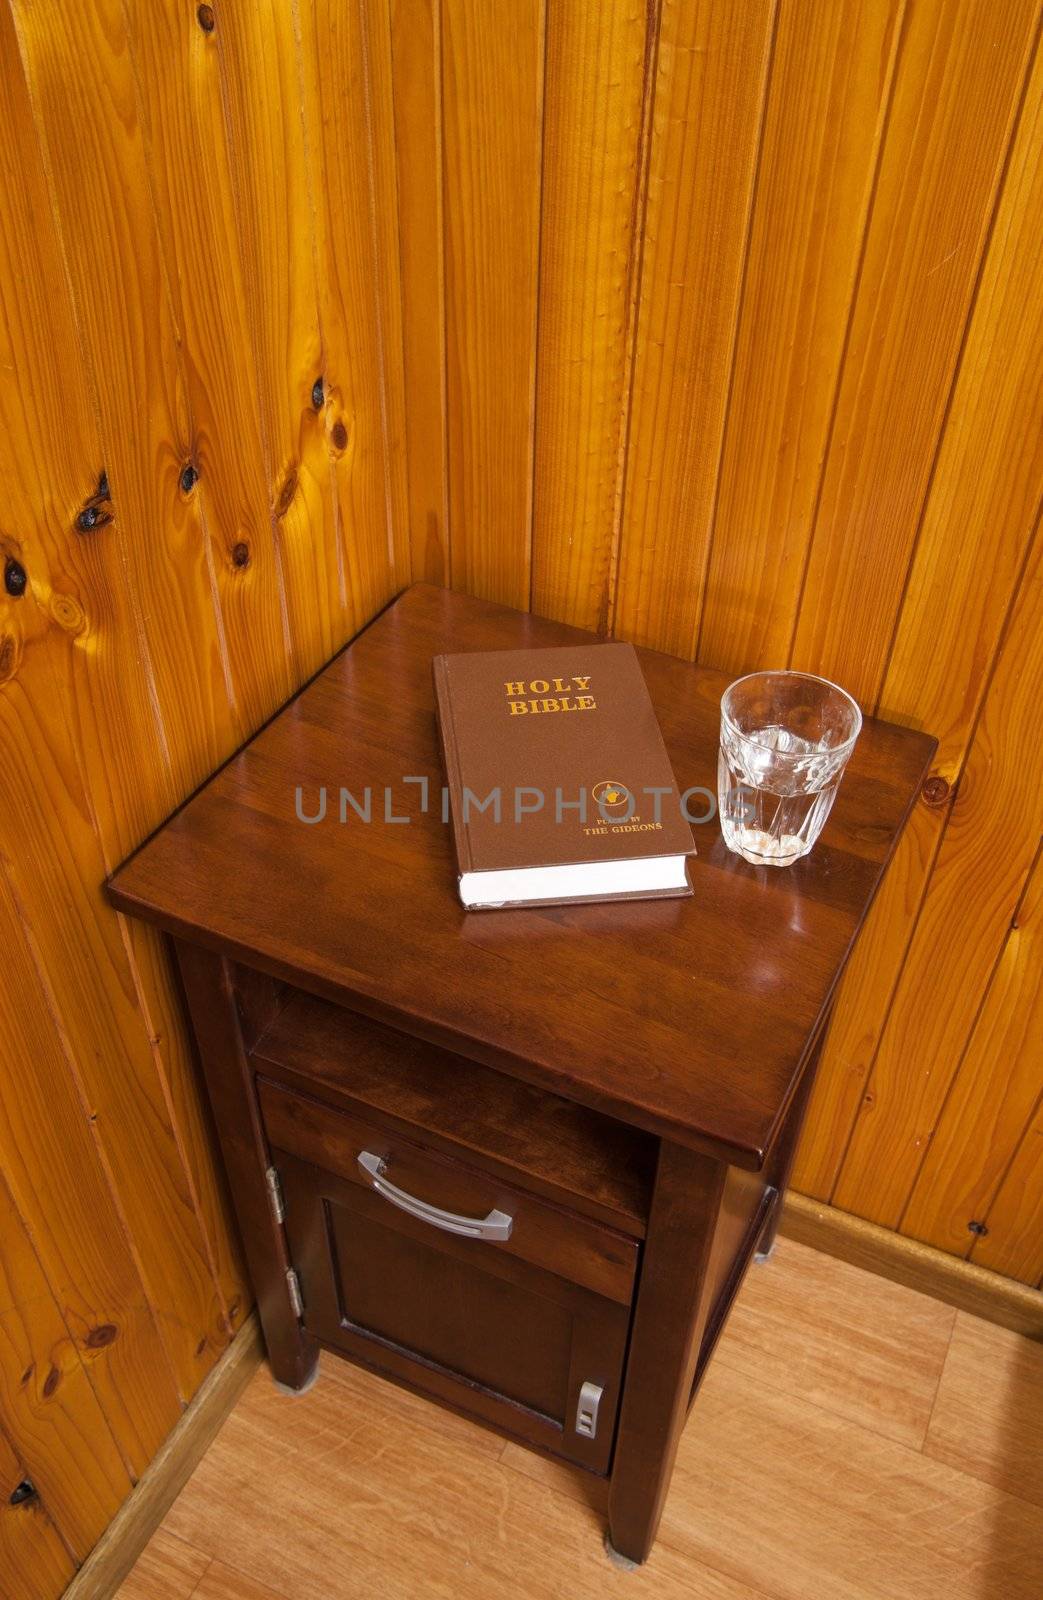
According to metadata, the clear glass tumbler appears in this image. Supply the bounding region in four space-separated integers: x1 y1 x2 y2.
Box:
718 671 862 867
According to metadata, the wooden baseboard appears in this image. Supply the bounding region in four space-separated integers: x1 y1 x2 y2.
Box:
782 1193 1043 1340
64 1314 264 1599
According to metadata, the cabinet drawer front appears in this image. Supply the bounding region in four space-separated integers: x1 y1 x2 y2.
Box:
279 1151 628 1473
259 1078 638 1305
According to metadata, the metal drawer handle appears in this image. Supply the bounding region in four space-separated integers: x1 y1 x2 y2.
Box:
357 1150 513 1241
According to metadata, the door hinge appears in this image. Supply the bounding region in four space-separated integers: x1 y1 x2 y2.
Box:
265 1164 285 1225
286 1267 304 1320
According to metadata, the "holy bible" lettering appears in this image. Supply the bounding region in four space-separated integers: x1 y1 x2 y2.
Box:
504 676 595 715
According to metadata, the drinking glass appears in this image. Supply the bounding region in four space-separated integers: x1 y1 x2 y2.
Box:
718 671 862 867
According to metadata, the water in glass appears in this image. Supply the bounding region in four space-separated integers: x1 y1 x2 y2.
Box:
718 672 861 867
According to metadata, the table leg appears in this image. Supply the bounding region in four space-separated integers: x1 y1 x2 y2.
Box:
174 941 318 1391
757 1006 833 1259
607 1142 727 1564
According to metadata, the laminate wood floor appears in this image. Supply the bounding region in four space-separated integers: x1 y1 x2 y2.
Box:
119 1239 1043 1600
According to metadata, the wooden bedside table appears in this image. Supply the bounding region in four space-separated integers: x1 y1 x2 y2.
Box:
108 584 934 1565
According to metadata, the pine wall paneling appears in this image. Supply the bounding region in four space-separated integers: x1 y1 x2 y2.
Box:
530 0 649 633
0 1393 75 1595
788 0 1038 702
612 0 776 658
904 844 1043 1261
792 6 1043 1200
833 509 1043 1226
297 0 413 615
442 0 544 607
699 0 904 676
218 0 375 676
825 37 1043 1228
0 3 1041 1593
0 1145 128 1568
389 0 450 586
11 0 254 1414
0 0 188 1495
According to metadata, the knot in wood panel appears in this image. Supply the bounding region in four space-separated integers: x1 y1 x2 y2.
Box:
311 377 325 409
77 470 113 533
275 470 298 518
180 462 199 495
232 541 250 569
331 419 348 452
49 592 86 635
76 504 101 532
197 4 215 33
3 557 27 598
920 774 951 807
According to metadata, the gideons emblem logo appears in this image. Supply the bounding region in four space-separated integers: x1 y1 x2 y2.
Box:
592 780 631 815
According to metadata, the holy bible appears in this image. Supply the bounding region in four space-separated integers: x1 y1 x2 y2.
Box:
433 643 696 909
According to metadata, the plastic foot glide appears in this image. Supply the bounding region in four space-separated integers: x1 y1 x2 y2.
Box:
271 1364 319 1396
604 1533 642 1571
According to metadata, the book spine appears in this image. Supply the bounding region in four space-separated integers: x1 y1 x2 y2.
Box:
432 655 473 877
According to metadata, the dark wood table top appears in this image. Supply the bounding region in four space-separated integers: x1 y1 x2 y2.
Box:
108 585 935 1169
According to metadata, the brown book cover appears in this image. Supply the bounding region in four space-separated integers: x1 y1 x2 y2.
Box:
433 643 696 908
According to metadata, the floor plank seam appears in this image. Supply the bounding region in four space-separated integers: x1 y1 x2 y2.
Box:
918 1306 961 1454
184 1555 214 1600
654 1528 785 1600
919 1437 1043 1515
709 1346 942 1458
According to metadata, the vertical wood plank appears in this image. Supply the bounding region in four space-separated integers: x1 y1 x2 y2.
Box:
119 0 279 1339
789 0 1040 703
970 1095 1043 1285
795 41 1043 1204
530 0 650 633
11 0 244 789
390 0 449 586
698 0 904 676
612 0 776 658
124 0 296 723
0 1165 130 1564
442 0 544 607
0 540 232 1400
297 0 412 618
0 719 237 1408
876 33 1043 768
120 927 251 1343
833 517 1043 1228
214 0 349 678
902 848 1043 1255
0 0 235 1425
0 1421 74 1600
0 0 170 857
0 879 180 1476
791 821 935 1198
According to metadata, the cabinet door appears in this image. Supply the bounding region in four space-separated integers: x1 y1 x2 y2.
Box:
277 1151 630 1473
